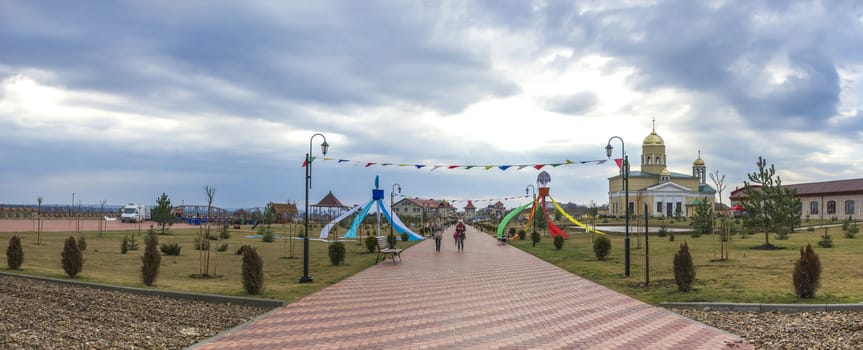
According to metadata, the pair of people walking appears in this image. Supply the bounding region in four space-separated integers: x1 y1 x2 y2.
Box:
431 219 466 252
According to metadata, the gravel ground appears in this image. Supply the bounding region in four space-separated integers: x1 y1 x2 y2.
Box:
0 275 271 350
673 308 863 350
3 272 862 350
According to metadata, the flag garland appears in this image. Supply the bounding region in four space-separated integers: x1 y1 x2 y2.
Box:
393 193 530 204
302 156 608 170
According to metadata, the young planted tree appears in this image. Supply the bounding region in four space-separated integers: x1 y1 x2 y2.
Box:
152 193 174 235
690 199 713 238
61 236 83 278
141 233 161 286
741 157 802 249
793 244 821 298
36 196 43 244
593 235 611 261
710 170 730 260
199 185 216 277
7 235 23 270
673 242 696 292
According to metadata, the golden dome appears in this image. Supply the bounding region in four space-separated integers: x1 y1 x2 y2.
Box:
693 150 705 166
643 130 664 145
660 168 670 176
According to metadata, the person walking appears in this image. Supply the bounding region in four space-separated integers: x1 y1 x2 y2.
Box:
455 219 466 252
432 219 443 252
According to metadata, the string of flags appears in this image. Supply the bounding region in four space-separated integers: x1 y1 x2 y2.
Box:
302 156 608 170
393 193 530 204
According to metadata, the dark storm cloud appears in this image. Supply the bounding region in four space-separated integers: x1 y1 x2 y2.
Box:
0 1 519 118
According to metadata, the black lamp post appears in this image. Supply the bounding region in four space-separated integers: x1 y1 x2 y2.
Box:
525 184 535 233
300 132 329 284
606 136 630 277
390 183 401 236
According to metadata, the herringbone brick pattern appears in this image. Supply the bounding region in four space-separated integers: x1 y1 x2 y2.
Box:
194 226 752 349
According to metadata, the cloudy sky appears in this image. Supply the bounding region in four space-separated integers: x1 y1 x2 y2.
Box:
2 1 862 211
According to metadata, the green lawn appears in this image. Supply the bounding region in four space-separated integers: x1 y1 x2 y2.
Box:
1 224 415 303
503 224 859 305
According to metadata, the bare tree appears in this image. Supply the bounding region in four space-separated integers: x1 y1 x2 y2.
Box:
36 196 43 245
199 185 216 276
99 199 107 238
710 170 729 260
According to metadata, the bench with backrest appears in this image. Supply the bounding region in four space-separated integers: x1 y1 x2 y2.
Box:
376 235 402 264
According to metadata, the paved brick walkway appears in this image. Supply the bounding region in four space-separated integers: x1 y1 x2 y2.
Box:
194 226 752 349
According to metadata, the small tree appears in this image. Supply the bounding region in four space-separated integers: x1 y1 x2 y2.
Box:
530 230 541 247
241 245 263 295
673 242 696 292
7 235 23 270
793 244 821 298
61 236 83 278
741 157 802 248
141 234 161 286
593 235 611 260
152 193 174 235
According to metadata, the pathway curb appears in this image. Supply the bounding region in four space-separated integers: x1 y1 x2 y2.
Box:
661 302 863 313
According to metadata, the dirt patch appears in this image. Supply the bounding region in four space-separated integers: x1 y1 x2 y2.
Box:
0 219 200 233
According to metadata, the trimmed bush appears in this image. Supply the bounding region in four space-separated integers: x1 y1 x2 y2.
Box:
553 235 564 250
530 230 541 247
160 242 182 256
328 241 346 266
6 235 23 270
365 235 378 253
593 235 611 261
219 227 231 240
61 236 83 278
793 244 822 299
241 245 263 295
517 230 526 240
141 234 160 286
508 228 516 237
673 242 696 292
400 232 409 242
77 236 87 251
217 243 229 252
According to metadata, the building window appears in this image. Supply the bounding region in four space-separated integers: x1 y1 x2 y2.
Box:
827 201 836 215
810 201 819 215
655 156 661 165
675 202 682 215
846 200 855 215
647 157 652 165
657 202 663 213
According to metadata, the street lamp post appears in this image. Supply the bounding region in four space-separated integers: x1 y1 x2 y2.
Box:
525 185 536 233
606 136 631 277
391 183 401 236
301 133 329 284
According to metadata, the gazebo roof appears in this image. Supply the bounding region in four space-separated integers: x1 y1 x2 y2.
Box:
314 191 347 208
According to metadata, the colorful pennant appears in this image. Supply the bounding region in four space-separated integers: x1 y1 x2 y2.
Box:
302 157 608 170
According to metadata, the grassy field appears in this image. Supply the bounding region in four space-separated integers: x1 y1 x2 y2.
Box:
0 223 414 303
3 220 860 306
502 223 861 305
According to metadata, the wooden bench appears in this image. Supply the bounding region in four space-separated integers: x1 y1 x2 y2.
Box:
376 236 402 264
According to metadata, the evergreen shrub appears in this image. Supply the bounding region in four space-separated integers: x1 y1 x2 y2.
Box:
673 242 696 292
553 235 564 250
593 235 611 260
365 236 378 253
6 235 23 270
61 236 83 278
141 235 160 286
328 241 346 266
793 244 821 298
240 245 263 295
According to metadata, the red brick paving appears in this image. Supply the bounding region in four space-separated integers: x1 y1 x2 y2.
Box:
193 226 752 349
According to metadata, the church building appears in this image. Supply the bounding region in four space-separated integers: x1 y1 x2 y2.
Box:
607 125 716 218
